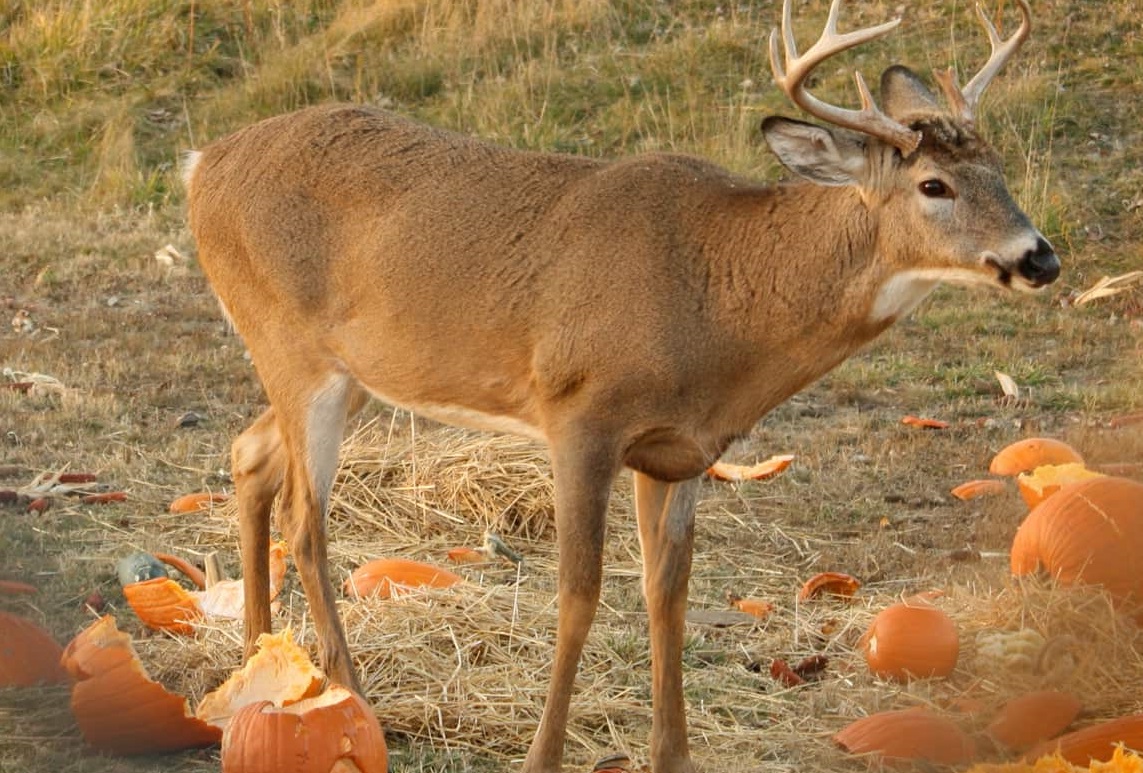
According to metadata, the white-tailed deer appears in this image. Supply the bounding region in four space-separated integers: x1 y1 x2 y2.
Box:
184 0 1056 770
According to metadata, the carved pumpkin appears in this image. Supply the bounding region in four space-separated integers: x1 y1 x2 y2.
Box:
834 707 975 766
990 438 1084 477
1010 477 1143 612
343 557 461 599
61 615 222 755
221 685 388 773
861 600 959 681
0 610 68 686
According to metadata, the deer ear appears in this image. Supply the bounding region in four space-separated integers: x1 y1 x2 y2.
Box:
880 65 940 121
761 117 866 186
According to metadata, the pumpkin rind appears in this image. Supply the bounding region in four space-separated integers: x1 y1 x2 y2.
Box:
1010 477 1143 611
1025 714 1143 765
61 615 222 755
0 610 68 686
986 690 1082 751
861 601 959 681
706 454 795 482
122 576 204 634
990 438 1084 477
343 557 462 599
835 707 976 765
220 685 388 773
798 571 861 601
1016 464 1104 509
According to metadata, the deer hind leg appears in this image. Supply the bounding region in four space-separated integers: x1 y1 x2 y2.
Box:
633 471 700 773
523 433 619 773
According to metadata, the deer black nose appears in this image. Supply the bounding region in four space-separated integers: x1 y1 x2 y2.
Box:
1018 238 1060 286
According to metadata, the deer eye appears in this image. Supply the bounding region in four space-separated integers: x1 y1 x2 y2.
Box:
919 179 953 198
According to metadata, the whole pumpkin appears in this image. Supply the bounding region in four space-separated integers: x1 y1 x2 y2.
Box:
221 685 388 773
861 600 959 681
1010 477 1143 612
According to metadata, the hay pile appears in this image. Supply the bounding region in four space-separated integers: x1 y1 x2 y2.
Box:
129 417 1143 772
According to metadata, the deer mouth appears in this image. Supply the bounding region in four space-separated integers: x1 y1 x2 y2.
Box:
982 255 1015 289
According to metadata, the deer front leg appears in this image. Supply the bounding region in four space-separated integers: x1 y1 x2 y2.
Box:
523 436 618 773
633 471 701 773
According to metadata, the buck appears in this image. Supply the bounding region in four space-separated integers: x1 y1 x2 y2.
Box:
184 0 1056 770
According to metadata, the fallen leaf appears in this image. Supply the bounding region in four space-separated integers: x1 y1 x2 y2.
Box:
995 371 1021 400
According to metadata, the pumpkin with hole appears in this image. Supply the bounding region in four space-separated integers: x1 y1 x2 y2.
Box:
221 685 388 773
1010 477 1143 614
0 610 68 686
861 600 959 681
343 557 461 599
834 707 976 766
1016 464 1104 509
990 438 1084 477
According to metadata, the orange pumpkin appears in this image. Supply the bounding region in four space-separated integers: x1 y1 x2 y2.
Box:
220 685 388 773
61 615 222 755
1016 464 1104 509
706 454 795 482
986 690 1082 752
1025 714 1143 765
196 628 324 731
950 479 1008 501
169 491 231 514
990 438 1084 477
122 576 204 634
798 571 861 601
1010 477 1143 612
834 707 976 766
0 610 68 686
343 558 462 599
861 600 959 681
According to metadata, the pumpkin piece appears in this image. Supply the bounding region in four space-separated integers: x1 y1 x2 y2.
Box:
901 415 950 429
861 600 959 681
169 491 231 514
798 571 861 601
196 541 289 620
220 685 387 773
0 579 38 595
446 546 488 565
61 615 222 755
80 491 127 504
727 593 774 620
0 610 68 686
986 691 1082 752
196 628 325 732
1016 464 1105 509
951 479 1008 501
990 438 1085 477
834 707 976 766
122 576 203 634
1026 714 1143 766
154 551 207 590
706 454 795 482
343 557 462 599
1010 477 1143 614
769 658 805 687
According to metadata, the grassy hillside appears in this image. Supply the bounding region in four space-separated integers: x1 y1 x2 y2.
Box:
1 1 1142 772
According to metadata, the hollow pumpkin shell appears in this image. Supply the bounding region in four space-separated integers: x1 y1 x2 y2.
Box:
0 610 68 686
61 615 222 755
122 576 204 634
835 707 976 766
990 438 1084 477
343 558 462 599
1025 714 1143 765
798 571 861 601
221 685 388 773
861 601 959 681
1010 477 1143 612
986 690 1082 752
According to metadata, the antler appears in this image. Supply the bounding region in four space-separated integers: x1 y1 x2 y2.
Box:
934 0 1032 125
769 0 921 155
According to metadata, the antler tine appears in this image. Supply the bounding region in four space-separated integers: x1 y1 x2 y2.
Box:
769 0 921 155
937 0 1032 124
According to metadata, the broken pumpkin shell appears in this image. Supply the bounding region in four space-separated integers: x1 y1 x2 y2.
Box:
220 685 388 773
196 627 324 732
1025 714 1143 766
1010 477 1143 612
861 600 959 681
1016 464 1105 509
951 479 1008 501
986 690 1083 752
169 491 232 514
834 707 976 766
122 576 204 634
0 610 68 686
343 557 462 599
195 541 289 620
706 454 795 482
798 571 861 601
990 438 1085 477
61 615 222 755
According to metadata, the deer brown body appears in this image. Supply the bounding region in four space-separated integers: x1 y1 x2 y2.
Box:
184 2 1057 771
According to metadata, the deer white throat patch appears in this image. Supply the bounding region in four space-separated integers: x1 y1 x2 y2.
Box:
869 271 941 324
